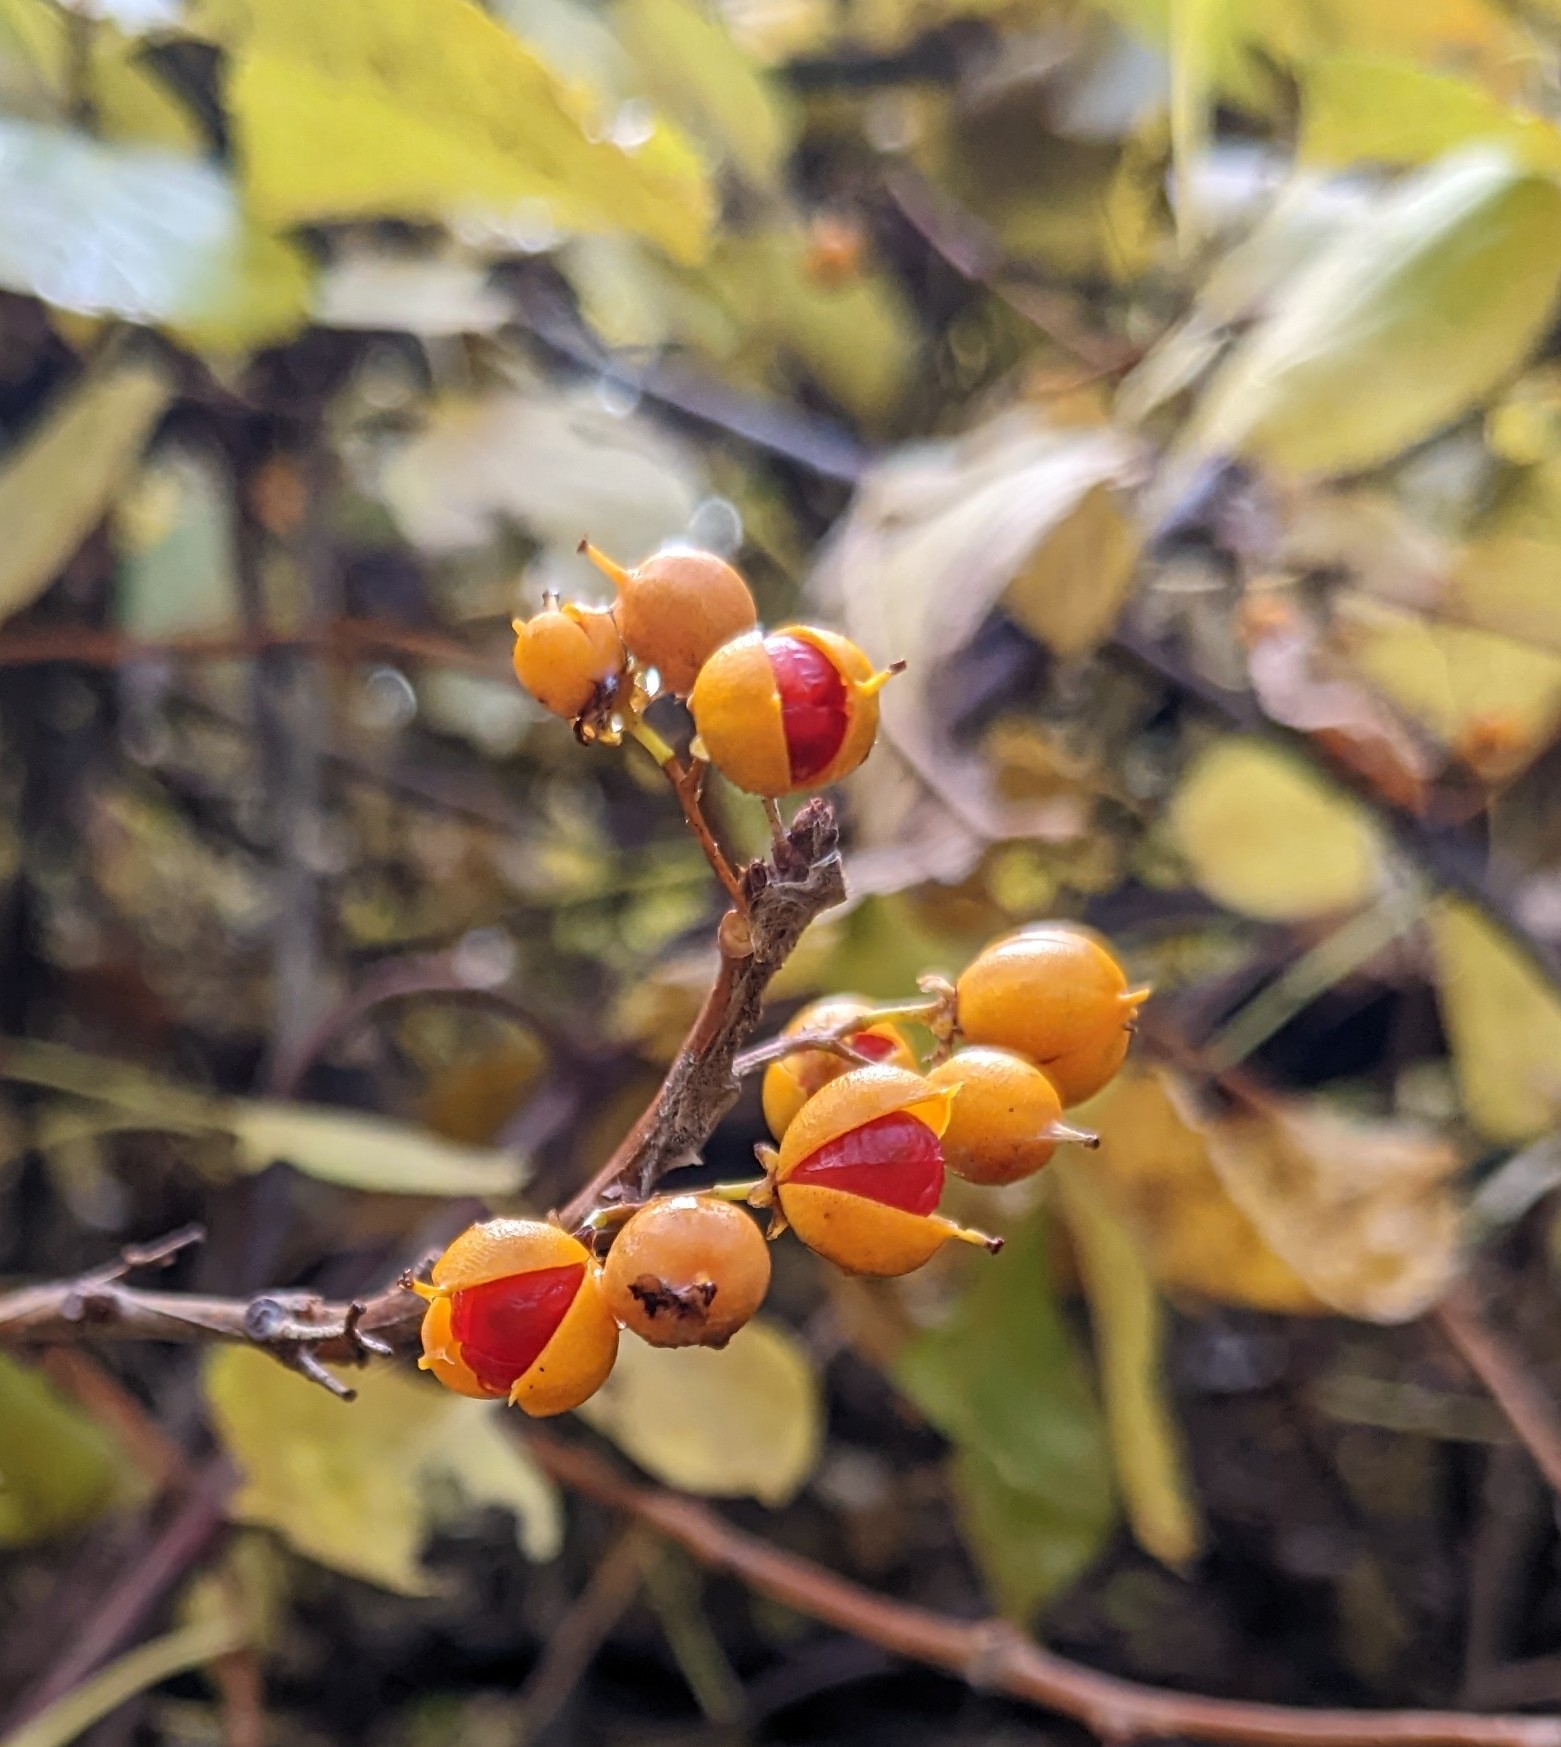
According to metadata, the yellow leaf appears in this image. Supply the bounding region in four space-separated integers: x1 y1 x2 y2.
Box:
221 0 713 263
1334 592 1561 765
1085 1068 1324 1314
205 1349 561 1594
1430 897 1561 1142
1002 478 1141 660
1050 1157 1202 1570
1183 150 1561 478
578 1319 821 1505
0 1354 121 1544
613 0 796 191
0 347 173 627
1168 737 1385 920
1299 57 1561 175
225 1101 528 1196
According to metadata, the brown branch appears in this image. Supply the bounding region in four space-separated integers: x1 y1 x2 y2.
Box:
0 802 847 1372
0 618 510 679
523 1428 1561 1747
1434 1277 1561 1498
557 798 845 1228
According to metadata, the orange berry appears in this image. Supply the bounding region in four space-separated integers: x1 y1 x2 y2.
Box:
688 627 897 797
955 925 1146 1107
602 1194 771 1348
416 1219 618 1416
924 1046 1094 1185
580 541 757 695
512 601 625 721
804 212 867 288
761 994 919 1140
761 1064 996 1276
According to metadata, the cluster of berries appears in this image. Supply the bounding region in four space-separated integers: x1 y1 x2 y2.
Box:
416 925 1146 1417
511 543 897 796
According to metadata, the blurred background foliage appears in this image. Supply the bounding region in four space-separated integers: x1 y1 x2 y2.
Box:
8 0 1561 1739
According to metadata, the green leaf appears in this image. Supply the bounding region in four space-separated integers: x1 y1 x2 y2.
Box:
220 0 713 264
578 1319 822 1505
1299 57 1561 175
1051 1156 1202 1570
0 346 173 627
1183 148 1561 477
205 1348 562 1594
0 119 311 347
895 1215 1115 1621
0 1353 120 1544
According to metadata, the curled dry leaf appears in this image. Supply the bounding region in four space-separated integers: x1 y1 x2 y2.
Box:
1085 1065 1464 1323
807 409 1142 890
1241 593 1437 814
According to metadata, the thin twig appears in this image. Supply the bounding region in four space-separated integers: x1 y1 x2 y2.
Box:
1434 1277 1561 1498
0 617 510 677
522 1428 1561 1747
558 798 846 1228
515 1525 652 1742
731 1028 874 1077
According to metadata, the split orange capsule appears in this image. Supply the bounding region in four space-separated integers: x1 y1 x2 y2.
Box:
580 541 757 696
761 994 919 1141
511 601 626 721
924 1046 1096 1186
757 1064 997 1277
688 627 897 797
955 925 1147 1107
416 1219 618 1417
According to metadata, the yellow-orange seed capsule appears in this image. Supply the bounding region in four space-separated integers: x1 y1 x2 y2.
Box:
761 994 919 1141
955 925 1147 1107
602 1194 771 1348
416 1218 618 1417
512 602 625 720
924 1047 1095 1185
760 1064 997 1277
689 627 896 797
580 541 757 695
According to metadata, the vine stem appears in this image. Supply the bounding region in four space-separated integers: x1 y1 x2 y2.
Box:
522 1428 1561 1747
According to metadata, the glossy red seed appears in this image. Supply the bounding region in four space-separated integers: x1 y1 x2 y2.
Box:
450 1262 584 1394
787 1110 943 1214
768 634 848 784
850 1032 895 1061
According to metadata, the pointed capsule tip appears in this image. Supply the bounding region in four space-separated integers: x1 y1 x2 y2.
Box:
860 662 905 698
579 539 633 593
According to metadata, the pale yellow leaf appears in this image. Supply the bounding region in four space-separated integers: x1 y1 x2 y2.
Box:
1002 478 1141 659
0 120 311 348
1431 897 1561 1142
0 347 172 626
226 1101 528 1197
1334 592 1561 766
578 1319 821 1505
1183 150 1561 478
0 1354 121 1544
614 0 796 191
221 0 713 263
1050 1156 1202 1569
205 1349 561 1595
1168 737 1385 920
1299 57 1561 175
